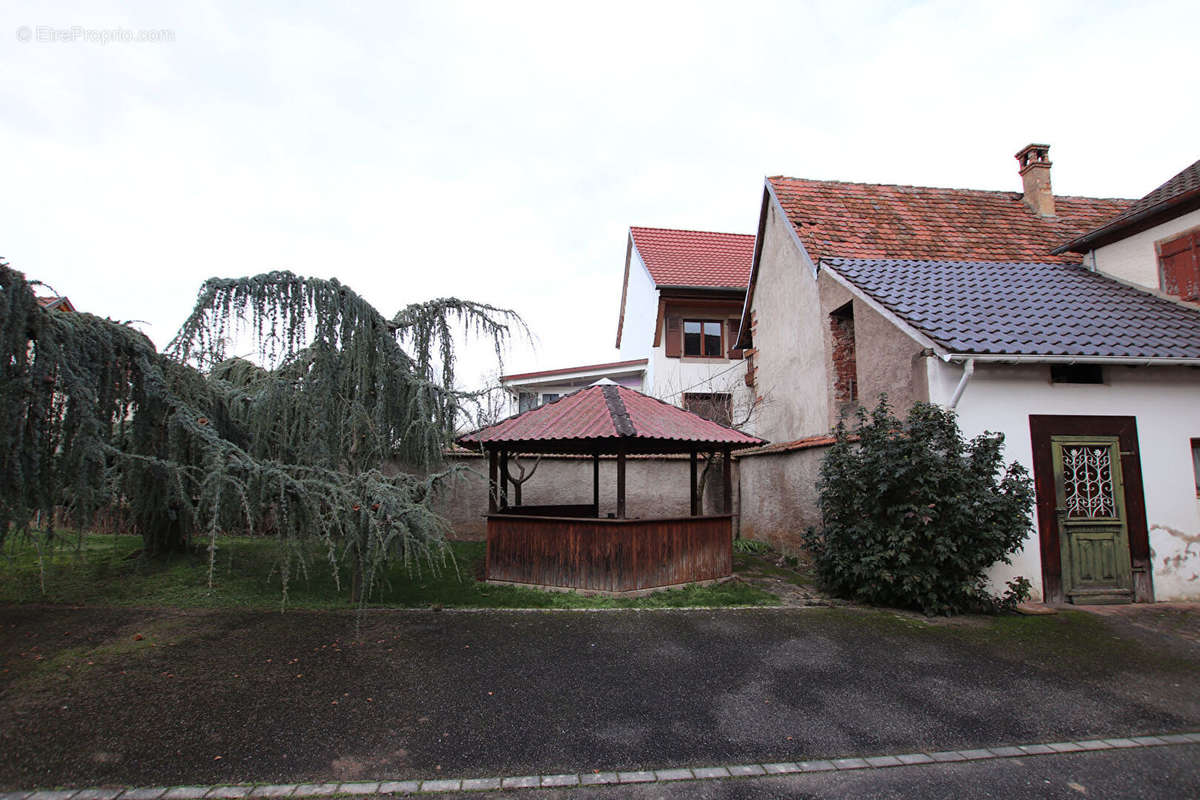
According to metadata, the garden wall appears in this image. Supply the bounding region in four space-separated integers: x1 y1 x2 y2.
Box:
735 438 832 553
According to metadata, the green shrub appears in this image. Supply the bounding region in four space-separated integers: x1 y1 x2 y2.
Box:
804 398 1034 615
733 538 771 555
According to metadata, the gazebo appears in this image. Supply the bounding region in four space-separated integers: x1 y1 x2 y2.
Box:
456 381 765 594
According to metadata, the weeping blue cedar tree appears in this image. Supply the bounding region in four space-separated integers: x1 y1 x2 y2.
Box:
804 397 1034 615
0 262 526 603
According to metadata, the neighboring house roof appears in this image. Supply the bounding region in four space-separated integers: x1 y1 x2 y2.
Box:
767 177 1132 265
823 257 1200 360
457 383 764 454
501 359 647 383
629 226 755 288
1056 158 1200 254
36 295 76 312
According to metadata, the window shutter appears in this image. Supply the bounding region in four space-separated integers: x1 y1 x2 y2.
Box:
665 316 682 358
726 318 744 359
1160 230 1200 301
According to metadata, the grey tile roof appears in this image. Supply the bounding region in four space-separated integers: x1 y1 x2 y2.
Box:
823 257 1200 359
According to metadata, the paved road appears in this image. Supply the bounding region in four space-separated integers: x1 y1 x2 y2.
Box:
451 744 1200 800
2 604 1198 793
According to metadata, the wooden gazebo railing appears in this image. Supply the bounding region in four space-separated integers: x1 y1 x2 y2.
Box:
456 382 765 594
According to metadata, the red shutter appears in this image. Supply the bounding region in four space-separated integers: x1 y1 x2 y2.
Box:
665 316 682 358
1160 231 1200 302
726 318 744 359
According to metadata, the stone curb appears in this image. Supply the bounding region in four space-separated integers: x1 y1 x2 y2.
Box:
4 731 1197 798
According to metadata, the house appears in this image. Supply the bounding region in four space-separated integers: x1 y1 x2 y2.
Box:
735 144 1200 604
615 226 756 427
36 295 77 312
500 359 648 414
1056 157 1200 303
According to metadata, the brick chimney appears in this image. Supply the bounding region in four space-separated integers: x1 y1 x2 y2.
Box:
1015 143 1055 217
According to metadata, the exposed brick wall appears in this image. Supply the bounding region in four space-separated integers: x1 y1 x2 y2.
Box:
830 303 857 408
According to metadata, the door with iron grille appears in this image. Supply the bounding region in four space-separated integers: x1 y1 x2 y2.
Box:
1050 435 1133 604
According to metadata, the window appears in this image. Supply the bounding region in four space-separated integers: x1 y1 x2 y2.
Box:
1192 439 1200 497
1051 364 1104 384
829 302 857 407
1158 228 1200 302
683 392 733 426
541 393 560 405
517 392 536 413
683 319 724 357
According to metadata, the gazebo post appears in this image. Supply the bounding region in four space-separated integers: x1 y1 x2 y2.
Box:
616 448 627 519
487 448 498 513
592 452 600 516
722 447 733 514
689 450 698 516
512 453 522 507
499 449 509 509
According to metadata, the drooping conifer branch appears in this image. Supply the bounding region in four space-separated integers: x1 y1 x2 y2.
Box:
1 262 524 604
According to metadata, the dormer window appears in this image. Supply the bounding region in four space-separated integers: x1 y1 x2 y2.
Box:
683 319 723 357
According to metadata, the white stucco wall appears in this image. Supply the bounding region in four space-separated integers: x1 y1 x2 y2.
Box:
1089 209 1200 291
648 346 752 425
747 197 829 442
617 245 658 363
928 359 1200 602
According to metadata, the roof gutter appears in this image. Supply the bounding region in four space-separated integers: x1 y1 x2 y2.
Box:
655 285 747 294
944 353 1200 367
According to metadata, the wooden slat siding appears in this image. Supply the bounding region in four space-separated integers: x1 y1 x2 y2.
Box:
726 318 743 358
1159 228 1200 301
665 316 682 358
486 515 732 592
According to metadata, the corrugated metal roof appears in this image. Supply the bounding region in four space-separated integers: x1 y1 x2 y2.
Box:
824 257 1200 359
457 384 765 452
630 226 755 288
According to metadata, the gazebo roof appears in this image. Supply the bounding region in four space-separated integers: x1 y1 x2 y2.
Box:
457 382 766 455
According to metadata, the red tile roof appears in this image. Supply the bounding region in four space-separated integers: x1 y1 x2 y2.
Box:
630 226 755 288
457 383 764 454
500 359 647 383
36 295 76 312
767 177 1132 264
1058 158 1200 253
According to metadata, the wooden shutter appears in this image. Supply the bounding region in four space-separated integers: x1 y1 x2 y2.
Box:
726 318 744 359
665 316 682 358
1160 230 1200 302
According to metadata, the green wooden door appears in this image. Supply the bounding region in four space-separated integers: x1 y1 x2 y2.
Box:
1051 435 1133 604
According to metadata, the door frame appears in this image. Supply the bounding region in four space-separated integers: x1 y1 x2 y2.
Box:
1029 415 1154 604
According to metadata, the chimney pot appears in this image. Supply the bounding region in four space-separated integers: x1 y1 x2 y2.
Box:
1015 143 1055 217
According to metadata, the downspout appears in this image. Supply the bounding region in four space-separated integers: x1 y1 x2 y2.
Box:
948 358 975 410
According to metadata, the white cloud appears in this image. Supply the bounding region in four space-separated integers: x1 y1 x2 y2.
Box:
2 0 1197 383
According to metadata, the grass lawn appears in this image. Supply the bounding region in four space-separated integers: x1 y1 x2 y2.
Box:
0 531 780 610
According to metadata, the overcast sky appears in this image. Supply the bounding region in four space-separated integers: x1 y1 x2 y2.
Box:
3 0 1197 388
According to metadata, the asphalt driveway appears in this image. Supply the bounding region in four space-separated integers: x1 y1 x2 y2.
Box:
2 605 1197 790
